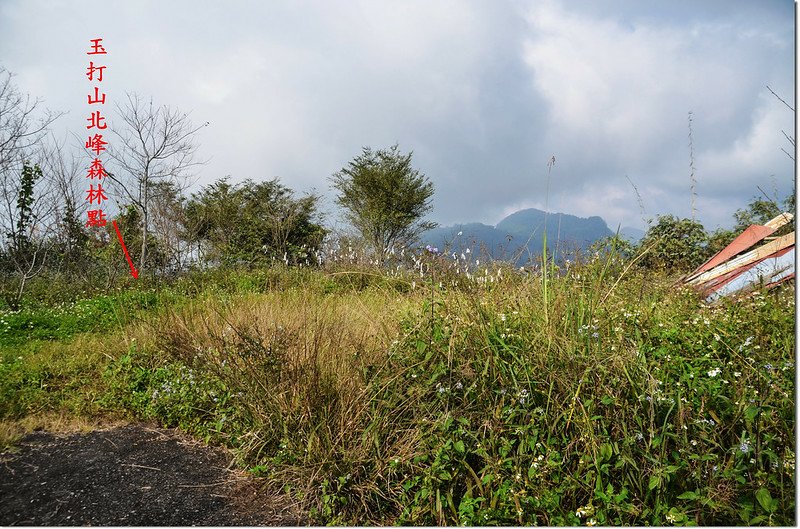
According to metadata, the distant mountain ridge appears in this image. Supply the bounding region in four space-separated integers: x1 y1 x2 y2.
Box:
422 208 615 264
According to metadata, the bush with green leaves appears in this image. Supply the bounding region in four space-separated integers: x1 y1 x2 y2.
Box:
371 279 795 525
185 177 325 267
638 215 709 271
102 344 248 444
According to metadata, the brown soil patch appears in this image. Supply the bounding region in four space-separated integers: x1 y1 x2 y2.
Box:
0 423 306 526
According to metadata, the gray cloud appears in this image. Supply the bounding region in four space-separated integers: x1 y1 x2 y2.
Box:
0 0 793 234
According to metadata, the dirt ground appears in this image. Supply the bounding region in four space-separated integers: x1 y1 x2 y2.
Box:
0 423 307 526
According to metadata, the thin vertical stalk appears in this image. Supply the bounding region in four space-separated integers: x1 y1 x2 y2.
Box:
542 155 556 326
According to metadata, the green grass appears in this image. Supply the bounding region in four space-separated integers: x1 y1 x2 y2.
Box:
0 261 794 525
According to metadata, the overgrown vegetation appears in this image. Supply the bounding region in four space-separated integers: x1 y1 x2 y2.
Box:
1 250 794 525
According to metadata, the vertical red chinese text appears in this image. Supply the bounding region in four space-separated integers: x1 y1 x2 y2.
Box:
85 38 109 227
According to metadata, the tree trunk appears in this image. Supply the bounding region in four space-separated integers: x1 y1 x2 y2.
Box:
140 177 148 273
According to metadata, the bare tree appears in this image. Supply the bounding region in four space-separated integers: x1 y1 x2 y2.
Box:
40 137 96 273
105 93 207 273
0 160 59 308
0 67 61 175
0 67 61 240
0 67 62 308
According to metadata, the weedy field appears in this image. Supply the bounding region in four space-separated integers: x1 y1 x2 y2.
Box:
0 253 794 526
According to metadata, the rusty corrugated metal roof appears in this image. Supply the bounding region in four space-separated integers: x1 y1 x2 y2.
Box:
691 224 775 276
683 212 794 301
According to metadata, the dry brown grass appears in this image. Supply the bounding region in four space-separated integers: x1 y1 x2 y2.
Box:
154 289 412 425
0 413 128 450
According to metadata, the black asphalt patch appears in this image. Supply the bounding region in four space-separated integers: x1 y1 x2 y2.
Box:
0 424 305 526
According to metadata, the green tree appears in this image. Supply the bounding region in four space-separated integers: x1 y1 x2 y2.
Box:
733 197 782 232
692 192 794 262
186 178 324 267
56 198 90 273
184 178 237 265
110 204 168 274
733 193 794 237
149 181 193 273
638 215 708 271
10 162 40 253
706 227 737 256
331 145 435 264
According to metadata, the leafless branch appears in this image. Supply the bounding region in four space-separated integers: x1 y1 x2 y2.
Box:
0 67 62 252
781 129 795 147
0 67 63 173
103 92 208 272
766 85 794 113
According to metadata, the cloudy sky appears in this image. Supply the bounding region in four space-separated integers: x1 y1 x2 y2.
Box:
0 0 795 231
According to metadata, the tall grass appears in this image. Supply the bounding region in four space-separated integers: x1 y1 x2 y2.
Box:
0 237 793 525
94 250 796 525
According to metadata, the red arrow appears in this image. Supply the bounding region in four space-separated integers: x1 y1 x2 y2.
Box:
112 220 139 279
